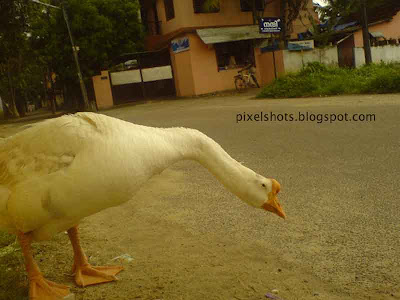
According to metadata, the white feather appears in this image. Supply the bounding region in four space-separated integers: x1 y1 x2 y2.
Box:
0 186 9 212
0 112 275 241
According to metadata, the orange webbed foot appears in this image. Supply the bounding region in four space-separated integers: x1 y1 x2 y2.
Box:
73 264 124 287
29 276 70 300
67 226 124 287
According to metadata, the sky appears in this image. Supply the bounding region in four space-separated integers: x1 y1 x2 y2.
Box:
313 0 327 6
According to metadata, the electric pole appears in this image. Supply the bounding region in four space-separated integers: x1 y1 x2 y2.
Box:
361 0 372 64
29 0 95 111
62 3 92 111
280 0 287 49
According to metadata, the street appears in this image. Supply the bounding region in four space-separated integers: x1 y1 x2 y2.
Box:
1 92 399 300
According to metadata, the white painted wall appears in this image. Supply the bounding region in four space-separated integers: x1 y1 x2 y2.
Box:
354 48 365 68
354 45 400 67
283 46 338 73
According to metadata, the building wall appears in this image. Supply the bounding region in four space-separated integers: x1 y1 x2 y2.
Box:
92 71 114 110
146 0 319 47
155 0 317 37
290 1 319 38
170 41 196 97
354 11 400 47
354 45 400 67
283 46 339 73
156 1 281 36
145 1 319 96
255 49 285 85
188 33 239 95
171 34 287 96
354 48 365 67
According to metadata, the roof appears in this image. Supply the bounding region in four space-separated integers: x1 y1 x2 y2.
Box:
333 21 358 32
320 18 392 45
146 24 276 50
341 1 400 25
370 31 385 39
310 2 400 44
196 25 272 44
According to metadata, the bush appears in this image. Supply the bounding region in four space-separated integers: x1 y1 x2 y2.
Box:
257 62 400 98
299 61 328 76
360 64 400 94
258 75 318 98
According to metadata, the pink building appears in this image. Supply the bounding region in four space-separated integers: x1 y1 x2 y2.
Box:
337 7 400 68
353 10 400 48
140 0 316 97
93 0 317 108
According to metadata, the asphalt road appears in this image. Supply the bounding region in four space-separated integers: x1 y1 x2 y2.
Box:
1 92 399 299
103 92 400 299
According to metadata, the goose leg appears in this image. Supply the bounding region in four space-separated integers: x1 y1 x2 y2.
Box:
67 225 123 287
17 231 70 300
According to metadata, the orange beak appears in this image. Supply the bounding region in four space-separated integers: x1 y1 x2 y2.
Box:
262 179 286 219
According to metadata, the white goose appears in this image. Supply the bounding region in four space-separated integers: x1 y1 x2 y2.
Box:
0 112 285 300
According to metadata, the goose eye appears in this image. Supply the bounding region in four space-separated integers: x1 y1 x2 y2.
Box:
261 184 266 188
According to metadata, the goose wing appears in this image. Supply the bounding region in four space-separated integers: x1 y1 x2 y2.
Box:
0 114 97 233
0 112 131 235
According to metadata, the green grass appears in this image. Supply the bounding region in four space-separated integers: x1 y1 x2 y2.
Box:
0 232 28 300
0 232 15 247
257 62 400 98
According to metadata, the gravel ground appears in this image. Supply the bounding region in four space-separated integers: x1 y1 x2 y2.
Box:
0 92 399 300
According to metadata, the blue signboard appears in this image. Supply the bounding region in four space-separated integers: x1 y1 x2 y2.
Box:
288 40 315 51
259 18 282 33
171 37 190 53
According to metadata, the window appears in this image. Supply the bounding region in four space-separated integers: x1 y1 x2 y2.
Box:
164 0 175 21
214 40 254 71
193 0 220 14
144 4 161 35
240 0 265 12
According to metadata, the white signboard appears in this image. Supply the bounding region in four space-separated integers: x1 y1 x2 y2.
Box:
111 70 142 85
142 66 173 82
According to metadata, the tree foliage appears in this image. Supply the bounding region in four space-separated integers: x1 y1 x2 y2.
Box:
0 0 44 118
285 0 309 36
32 0 144 107
0 0 144 118
310 0 399 46
320 0 396 23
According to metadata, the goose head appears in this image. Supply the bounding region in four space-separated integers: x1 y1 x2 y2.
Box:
244 177 286 219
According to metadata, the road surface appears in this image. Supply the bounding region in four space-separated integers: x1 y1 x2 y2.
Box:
1 93 399 300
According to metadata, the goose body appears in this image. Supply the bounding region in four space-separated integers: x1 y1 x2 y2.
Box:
0 112 285 300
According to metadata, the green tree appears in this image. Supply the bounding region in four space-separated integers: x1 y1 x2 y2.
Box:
311 0 399 47
0 0 44 118
0 0 144 118
320 0 395 23
31 0 144 109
